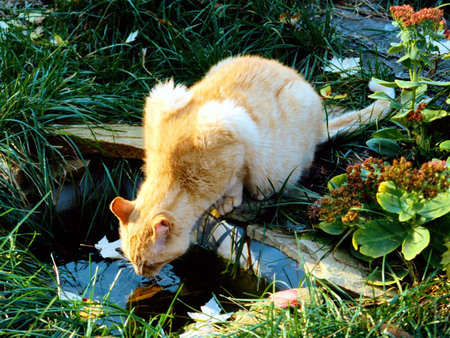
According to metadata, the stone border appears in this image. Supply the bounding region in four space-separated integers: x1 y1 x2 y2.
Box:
192 214 396 298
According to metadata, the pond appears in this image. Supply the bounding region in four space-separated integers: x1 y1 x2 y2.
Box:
57 243 268 330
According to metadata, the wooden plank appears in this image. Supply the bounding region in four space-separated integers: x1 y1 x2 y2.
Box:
48 124 145 159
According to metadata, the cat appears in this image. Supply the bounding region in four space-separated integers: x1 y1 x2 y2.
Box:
110 55 395 278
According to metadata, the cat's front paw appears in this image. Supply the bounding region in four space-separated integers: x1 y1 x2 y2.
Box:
214 194 243 215
248 186 271 201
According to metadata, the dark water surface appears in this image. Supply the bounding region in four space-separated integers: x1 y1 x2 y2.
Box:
58 245 267 330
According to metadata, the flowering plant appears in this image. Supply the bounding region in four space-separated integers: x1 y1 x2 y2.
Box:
368 4 450 157
308 157 450 266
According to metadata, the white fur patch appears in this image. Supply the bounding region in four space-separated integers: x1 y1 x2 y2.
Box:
197 99 259 144
147 79 193 111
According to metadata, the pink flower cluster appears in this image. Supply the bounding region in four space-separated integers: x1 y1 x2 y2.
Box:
390 4 445 31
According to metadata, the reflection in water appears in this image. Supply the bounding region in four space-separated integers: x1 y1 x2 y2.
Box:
59 245 267 330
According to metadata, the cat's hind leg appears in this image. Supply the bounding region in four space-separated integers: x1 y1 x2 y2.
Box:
213 178 244 215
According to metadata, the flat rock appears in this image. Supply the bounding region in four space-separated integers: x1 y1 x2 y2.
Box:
48 124 144 159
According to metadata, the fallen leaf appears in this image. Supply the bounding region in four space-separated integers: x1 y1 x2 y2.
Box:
280 12 301 25
269 289 299 308
128 285 163 303
320 85 348 99
30 26 44 40
49 34 67 46
18 12 46 25
181 297 234 337
79 298 104 320
125 30 138 43
188 297 233 323
95 236 122 259
322 57 360 78
380 324 414 338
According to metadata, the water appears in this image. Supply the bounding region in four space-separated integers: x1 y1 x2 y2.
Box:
58 245 267 330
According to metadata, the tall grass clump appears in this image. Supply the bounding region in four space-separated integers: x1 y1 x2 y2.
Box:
0 215 168 337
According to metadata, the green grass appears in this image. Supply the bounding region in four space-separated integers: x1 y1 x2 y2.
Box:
222 275 449 337
1 0 449 336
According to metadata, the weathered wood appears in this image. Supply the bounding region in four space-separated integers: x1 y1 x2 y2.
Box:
48 124 145 159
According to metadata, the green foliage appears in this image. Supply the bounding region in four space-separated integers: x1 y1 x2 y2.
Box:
367 4 450 159
309 157 450 268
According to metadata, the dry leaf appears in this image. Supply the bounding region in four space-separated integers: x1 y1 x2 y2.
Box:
380 324 414 338
181 297 234 337
280 12 301 25
128 285 163 303
49 34 67 46
322 57 360 78
79 298 104 320
320 85 348 99
30 26 44 40
95 236 122 259
125 30 138 43
269 289 300 308
18 12 46 25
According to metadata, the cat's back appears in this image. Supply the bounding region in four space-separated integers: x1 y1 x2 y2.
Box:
193 55 305 101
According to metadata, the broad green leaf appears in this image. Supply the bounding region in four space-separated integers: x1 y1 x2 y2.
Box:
400 31 411 43
418 193 450 220
391 108 410 120
388 44 404 54
398 194 423 222
408 44 419 60
365 266 409 285
371 78 398 88
378 181 401 196
366 138 401 157
441 240 450 278
419 54 433 68
426 214 450 270
397 53 410 63
317 221 347 235
350 245 374 262
420 79 450 86
402 226 430 260
442 54 450 60
421 108 448 122
439 140 450 152
352 219 407 258
390 100 405 110
377 191 403 214
400 84 427 105
327 173 347 192
368 91 393 100
395 80 421 89
372 128 404 140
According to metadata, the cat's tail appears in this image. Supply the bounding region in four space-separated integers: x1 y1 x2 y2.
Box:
324 80 395 139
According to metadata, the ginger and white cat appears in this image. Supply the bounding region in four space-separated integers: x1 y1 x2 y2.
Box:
110 55 395 277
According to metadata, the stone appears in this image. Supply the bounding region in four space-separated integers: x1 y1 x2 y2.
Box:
246 224 396 298
48 124 144 159
193 215 396 298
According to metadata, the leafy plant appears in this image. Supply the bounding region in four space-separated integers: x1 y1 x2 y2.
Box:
308 157 450 265
367 4 450 158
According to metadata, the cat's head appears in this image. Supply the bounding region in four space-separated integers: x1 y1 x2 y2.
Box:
109 196 190 277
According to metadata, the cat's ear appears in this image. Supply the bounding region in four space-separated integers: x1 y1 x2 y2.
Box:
196 99 258 144
153 218 171 251
110 197 135 226
145 79 193 118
